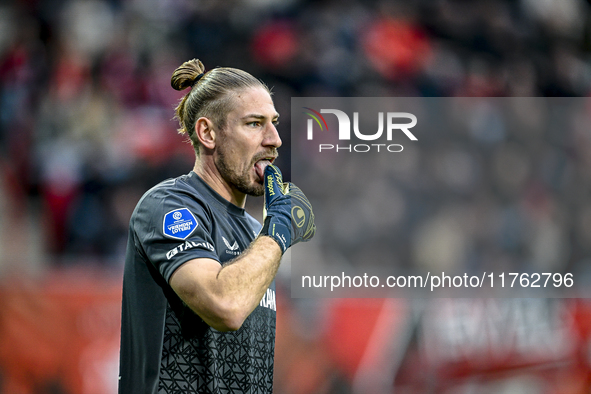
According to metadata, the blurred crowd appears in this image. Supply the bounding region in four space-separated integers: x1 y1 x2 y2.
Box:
294 96 591 291
1 0 591 271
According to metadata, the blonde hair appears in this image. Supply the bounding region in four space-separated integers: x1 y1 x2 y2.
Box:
171 59 270 152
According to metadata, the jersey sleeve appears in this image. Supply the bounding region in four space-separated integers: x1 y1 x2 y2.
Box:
132 188 220 283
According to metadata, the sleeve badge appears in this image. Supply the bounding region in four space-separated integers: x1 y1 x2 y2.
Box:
163 208 198 240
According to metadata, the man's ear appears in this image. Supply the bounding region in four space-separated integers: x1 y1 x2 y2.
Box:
194 117 216 150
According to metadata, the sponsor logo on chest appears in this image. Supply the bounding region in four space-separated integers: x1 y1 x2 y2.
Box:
259 288 276 312
222 236 241 256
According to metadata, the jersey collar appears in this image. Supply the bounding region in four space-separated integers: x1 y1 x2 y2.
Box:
188 171 247 216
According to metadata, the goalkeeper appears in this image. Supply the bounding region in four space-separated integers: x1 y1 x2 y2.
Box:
119 58 315 394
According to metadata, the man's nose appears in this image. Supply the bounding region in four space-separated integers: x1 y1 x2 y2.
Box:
264 123 282 148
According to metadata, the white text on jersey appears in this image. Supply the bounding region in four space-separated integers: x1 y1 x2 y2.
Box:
166 240 215 260
259 288 276 311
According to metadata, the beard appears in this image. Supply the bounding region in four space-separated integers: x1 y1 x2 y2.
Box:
216 147 271 197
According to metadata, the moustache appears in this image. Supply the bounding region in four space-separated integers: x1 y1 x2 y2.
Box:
252 149 279 163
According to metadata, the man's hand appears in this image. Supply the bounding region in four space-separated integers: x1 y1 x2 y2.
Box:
261 164 316 253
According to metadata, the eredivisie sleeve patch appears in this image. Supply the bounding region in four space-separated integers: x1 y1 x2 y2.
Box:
163 208 198 240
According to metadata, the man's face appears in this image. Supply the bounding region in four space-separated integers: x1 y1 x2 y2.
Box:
215 87 282 197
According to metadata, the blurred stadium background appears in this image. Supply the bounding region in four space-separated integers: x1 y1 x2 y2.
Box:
2 0 591 393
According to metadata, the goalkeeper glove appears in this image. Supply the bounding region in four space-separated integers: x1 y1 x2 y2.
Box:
261 164 316 253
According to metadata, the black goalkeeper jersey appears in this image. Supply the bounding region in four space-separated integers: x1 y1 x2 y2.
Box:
119 172 276 394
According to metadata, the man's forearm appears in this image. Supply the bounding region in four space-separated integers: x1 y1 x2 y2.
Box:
215 235 282 316
170 235 282 331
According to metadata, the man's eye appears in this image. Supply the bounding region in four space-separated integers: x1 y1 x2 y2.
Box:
273 121 280 127
248 121 261 127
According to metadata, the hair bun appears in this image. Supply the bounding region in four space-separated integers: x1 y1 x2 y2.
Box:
171 59 206 91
